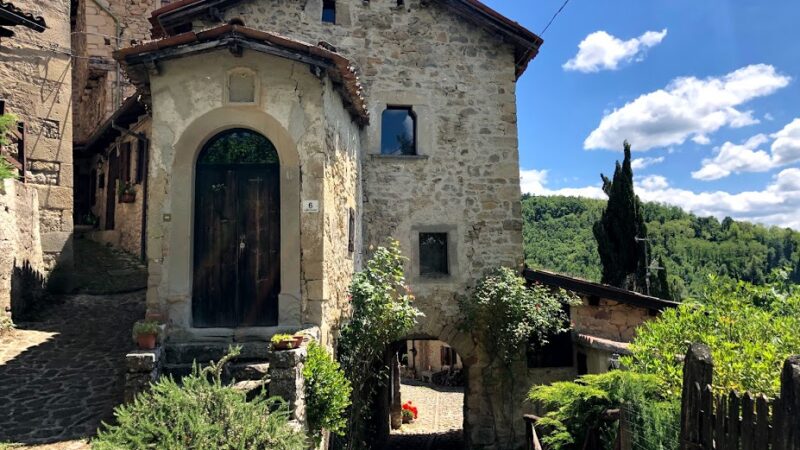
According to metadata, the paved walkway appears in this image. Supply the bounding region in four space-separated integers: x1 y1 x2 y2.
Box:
0 239 147 448
385 380 464 450
48 238 147 295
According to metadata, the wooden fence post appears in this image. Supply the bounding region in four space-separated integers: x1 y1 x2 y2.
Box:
779 355 800 450
680 343 713 450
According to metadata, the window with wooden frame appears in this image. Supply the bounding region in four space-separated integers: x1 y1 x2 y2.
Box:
381 106 417 155
440 346 456 366
322 0 336 23
119 142 131 184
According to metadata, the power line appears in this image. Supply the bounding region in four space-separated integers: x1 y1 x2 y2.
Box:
541 0 572 35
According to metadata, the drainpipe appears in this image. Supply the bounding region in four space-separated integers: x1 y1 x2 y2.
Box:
112 121 149 262
91 0 122 109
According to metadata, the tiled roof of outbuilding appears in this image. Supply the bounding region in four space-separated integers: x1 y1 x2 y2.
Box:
113 24 369 124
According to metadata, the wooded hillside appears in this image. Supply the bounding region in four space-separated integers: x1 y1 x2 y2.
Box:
522 195 800 299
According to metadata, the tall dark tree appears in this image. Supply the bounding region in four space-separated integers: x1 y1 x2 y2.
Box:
593 141 671 299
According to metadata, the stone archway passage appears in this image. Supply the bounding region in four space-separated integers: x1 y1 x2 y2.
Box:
386 339 465 450
192 128 281 328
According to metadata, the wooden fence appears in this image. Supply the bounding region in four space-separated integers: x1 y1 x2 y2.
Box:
680 343 800 450
524 343 800 450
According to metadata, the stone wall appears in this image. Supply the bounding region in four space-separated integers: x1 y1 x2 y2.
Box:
0 0 74 271
71 0 159 142
88 118 150 257
571 296 655 342
144 51 361 345
0 180 45 321
188 2 527 447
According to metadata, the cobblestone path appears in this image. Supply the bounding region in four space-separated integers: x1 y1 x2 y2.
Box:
48 238 148 295
0 238 147 447
385 380 464 450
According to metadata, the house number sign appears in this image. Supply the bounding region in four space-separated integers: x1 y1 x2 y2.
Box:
303 200 320 213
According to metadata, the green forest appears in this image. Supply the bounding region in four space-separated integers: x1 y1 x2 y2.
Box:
522 194 800 299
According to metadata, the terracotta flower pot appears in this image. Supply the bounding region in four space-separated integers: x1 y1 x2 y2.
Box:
273 335 304 350
136 333 157 350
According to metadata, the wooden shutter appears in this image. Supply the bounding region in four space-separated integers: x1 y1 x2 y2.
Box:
120 142 131 184
135 139 146 184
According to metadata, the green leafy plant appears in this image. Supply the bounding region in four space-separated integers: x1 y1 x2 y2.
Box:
0 113 17 147
338 239 422 449
303 341 352 444
0 314 14 335
270 333 294 344
0 158 15 181
623 273 800 397
529 370 679 450
94 347 307 450
132 319 159 337
459 266 579 365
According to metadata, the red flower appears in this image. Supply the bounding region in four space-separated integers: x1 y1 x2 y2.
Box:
402 401 418 419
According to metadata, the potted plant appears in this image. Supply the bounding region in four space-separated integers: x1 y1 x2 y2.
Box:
401 401 418 423
119 181 136 203
270 333 304 350
132 320 160 350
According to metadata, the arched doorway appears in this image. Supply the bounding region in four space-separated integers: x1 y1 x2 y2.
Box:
192 128 281 328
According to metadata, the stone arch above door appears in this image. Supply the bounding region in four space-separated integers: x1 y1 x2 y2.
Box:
161 106 302 335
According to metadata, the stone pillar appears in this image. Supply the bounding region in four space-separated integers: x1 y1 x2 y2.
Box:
124 346 163 402
267 347 308 426
390 355 402 430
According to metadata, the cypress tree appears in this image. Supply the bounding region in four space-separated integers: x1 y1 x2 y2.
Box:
593 141 651 294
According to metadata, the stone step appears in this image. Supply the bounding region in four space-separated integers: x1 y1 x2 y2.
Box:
232 379 270 401
164 341 270 365
228 362 270 381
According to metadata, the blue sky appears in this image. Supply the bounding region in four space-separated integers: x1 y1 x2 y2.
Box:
484 0 800 228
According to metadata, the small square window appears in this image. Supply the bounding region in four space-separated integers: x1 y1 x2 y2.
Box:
322 0 336 23
381 106 417 155
419 232 448 277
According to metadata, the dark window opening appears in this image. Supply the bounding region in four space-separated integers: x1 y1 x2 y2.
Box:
98 172 105 189
419 232 448 277
527 303 573 368
588 295 600 306
577 352 588 375
322 0 336 23
0 99 5 115
397 0 404 6
381 106 417 155
440 346 456 366
348 207 355 253
172 23 192 34
89 169 97 206
135 139 146 184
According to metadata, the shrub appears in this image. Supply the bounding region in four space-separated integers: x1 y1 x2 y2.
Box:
623 274 800 397
303 341 351 444
94 348 307 450
529 370 679 450
459 267 579 365
132 320 159 337
338 239 422 449
0 158 15 181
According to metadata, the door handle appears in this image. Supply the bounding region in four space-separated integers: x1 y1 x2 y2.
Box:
239 237 246 251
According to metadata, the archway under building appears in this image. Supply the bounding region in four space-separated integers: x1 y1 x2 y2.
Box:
384 339 465 450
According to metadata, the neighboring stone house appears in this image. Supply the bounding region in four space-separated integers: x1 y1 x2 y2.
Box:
106 0 543 447
523 268 679 375
1 0 73 320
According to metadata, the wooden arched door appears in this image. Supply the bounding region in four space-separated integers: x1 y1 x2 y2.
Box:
192 129 280 327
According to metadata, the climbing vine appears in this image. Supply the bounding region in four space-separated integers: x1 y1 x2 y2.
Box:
337 239 422 450
459 266 579 365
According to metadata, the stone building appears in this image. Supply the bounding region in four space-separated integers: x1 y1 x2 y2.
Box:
106 0 543 447
0 0 73 321
523 268 679 375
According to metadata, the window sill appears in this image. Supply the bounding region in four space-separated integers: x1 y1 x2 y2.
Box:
370 154 429 160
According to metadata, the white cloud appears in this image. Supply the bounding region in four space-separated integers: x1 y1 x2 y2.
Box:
770 118 800 165
692 119 800 180
520 169 606 199
584 64 791 151
765 113 775 121
564 29 667 73
631 156 664 170
520 168 800 229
